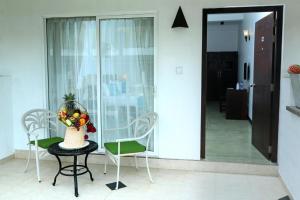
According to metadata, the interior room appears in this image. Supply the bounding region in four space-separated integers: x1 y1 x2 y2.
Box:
205 12 273 164
0 1 300 200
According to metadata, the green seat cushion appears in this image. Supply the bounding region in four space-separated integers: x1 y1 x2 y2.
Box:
30 137 64 149
104 141 146 155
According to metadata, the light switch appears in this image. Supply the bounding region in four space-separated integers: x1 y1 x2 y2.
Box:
176 66 183 75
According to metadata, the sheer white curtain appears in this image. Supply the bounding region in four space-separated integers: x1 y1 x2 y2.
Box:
100 17 155 150
47 17 98 141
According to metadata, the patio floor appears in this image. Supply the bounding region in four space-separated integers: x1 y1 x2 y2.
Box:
0 159 288 200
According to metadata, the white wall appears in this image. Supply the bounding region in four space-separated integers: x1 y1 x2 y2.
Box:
207 21 240 52
237 12 271 120
0 0 300 198
277 4 300 199
0 76 14 159
0 0 204 161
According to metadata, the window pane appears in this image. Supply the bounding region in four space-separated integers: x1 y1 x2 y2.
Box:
100 17 155 150
47 17 98 141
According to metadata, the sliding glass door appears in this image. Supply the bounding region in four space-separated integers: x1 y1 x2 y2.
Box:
99 17 155 150
47 17 98 141
46 16 155 151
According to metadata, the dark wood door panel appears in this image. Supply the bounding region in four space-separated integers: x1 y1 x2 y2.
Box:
254 14 274 85
252 13 274 159
252 85 272 158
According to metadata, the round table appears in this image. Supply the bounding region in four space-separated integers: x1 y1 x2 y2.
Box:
48 141 98 197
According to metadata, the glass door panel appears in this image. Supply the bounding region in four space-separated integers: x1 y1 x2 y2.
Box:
99 17 155 150
47 17 98 141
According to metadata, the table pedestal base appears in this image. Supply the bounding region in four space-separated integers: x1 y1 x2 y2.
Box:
106 181 127 190
52 154 94 197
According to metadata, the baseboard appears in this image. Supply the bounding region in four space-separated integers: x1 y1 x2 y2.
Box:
14 149 279 177
278 175 294 200
0 154 15 164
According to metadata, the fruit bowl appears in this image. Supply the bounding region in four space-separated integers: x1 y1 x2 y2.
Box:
57 95 96 149
58 100 90 130
57 93 96 148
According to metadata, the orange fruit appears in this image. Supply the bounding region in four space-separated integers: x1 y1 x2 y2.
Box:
79 118 86 126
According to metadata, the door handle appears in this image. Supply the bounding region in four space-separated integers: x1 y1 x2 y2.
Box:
250 84 256 87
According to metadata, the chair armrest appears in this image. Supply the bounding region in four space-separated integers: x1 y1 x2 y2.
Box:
27 131 39 139
103 120 137 133
115 123 155 143
103 126 130 132
116 137 137 143
28 134 39 147
115 134 146 143
115 136 145 155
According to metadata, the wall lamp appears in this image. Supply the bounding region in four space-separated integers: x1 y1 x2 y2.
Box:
243 30 250 42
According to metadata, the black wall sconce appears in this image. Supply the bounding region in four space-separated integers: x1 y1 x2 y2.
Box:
243 30 250 42
172 6 188 28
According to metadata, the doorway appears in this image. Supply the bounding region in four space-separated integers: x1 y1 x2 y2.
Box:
201 6 283 164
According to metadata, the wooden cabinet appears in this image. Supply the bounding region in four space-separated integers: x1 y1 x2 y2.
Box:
226 89 248 120
206 52 238 110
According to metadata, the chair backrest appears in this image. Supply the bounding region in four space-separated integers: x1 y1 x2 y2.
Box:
132 112 158 147
22 109 58 137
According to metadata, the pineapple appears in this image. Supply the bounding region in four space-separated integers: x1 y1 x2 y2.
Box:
63 93 76 114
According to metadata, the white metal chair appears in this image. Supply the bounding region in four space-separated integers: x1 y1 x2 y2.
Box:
22 109 63 182
103 112 158 190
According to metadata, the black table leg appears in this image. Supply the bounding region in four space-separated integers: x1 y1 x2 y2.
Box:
74 156 79 197
48 141 98 198
53 155 62 186
85 153 94 181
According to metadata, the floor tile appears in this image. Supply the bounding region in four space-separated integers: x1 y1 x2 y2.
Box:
205 102 271 165
0 159 288 200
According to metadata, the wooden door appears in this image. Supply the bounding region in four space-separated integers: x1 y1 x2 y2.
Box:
252 13 274 159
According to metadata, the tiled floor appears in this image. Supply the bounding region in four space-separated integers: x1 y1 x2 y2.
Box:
0 159 288 200
206 102 271 165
